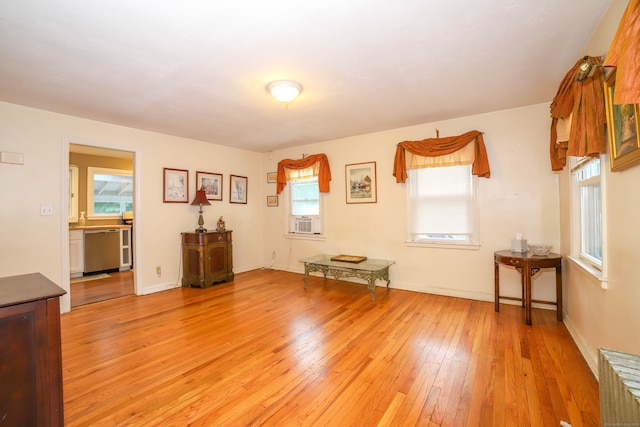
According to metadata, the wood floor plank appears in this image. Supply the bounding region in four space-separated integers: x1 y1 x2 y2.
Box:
61 269 600 426
70 270 134 307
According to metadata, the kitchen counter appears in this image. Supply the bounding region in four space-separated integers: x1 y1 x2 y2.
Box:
70 225 131 230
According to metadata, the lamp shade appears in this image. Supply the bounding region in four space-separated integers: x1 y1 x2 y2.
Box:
267 80 303 104
191 189 210 206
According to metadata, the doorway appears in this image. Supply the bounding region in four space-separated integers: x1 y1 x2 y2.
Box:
68 143 136 307
70 270 134 307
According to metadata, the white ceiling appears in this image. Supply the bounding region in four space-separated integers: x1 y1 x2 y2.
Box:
0 0 611 153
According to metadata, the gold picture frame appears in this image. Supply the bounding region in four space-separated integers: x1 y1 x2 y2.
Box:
266 195 278 207
605 69 640 171
345 161 377 204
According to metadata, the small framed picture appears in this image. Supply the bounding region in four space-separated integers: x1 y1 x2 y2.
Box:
267 195 278 207
230 175 248 204
163 168 188 203
267 172 277 183
345 161 377 204
196 171 223 201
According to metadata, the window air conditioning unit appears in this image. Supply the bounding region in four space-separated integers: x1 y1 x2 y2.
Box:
290 216 321 234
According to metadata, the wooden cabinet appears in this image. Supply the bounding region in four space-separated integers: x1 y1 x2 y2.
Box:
69 229 84 278
0 273 66 426
181 231 234 287
120 227 132 271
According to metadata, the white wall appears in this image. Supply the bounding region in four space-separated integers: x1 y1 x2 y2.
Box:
0 101 264 313
263 103 561 304
3 1 634 377
558 0 640 375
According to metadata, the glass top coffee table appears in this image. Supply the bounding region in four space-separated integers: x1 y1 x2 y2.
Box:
299 255 395 300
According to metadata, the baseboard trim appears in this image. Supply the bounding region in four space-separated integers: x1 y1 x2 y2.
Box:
562 314 599 378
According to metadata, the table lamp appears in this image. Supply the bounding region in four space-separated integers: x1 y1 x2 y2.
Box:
191 188 211 233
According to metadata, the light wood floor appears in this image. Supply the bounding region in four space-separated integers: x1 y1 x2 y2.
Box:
61 269 600 426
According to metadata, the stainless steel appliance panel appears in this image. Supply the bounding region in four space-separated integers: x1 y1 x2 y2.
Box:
84 229 120 273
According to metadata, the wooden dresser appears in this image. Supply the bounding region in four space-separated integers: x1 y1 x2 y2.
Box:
0 273 66 426
181 230 234 288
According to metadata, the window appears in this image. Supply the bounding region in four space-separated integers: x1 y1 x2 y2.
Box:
571 157 603 270
291 177 319 216
408 164 477 246
288 177 322 235
69 165 79 222
87 167 133 218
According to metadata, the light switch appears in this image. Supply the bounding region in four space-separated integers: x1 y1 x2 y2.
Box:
40 205 54 216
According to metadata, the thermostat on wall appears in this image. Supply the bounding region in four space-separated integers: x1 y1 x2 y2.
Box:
0 152 24 165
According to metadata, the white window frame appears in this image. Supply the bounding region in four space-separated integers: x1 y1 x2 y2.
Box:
86 166 133 220
569 155 608 287
406 165 479 250
69 165 79 223
283 176 325 239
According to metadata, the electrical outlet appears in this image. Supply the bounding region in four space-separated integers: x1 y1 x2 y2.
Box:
40 205 54 216
156 266 161 277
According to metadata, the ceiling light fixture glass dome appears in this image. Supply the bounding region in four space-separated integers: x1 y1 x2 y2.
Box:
266 80 303 105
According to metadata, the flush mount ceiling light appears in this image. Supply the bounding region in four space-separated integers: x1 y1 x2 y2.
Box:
266 80 303 106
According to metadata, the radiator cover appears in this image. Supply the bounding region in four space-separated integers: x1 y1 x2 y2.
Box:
599 348 640 425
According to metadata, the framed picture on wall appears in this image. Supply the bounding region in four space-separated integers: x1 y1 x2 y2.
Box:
267 195 278 207
196 171 223 201
230 175 248 204
605 69 640 171
345 162 377 204
163 168 188 203
267 172 277 183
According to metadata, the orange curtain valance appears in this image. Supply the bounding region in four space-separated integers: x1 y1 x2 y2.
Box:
604 0 640 105
549 56 606 171
393 130 490 183
276 153 332 194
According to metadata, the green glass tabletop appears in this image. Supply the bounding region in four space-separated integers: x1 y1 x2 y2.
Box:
299 255 395 272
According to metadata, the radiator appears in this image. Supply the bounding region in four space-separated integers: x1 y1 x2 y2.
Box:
599 348 640 426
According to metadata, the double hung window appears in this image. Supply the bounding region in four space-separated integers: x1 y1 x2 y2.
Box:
571 157 603 270
288 176 322 235
291 177 320 216
408 164 477 246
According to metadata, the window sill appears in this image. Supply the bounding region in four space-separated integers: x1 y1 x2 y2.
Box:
567 256 608 289
87 215 122 221
405 241 480 250
284 233 327 241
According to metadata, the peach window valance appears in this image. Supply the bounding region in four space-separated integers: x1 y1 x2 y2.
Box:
393 130 491 183
276 153 332 194
549 56 606 171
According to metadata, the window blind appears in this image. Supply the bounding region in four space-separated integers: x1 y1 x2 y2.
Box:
409 165 473 237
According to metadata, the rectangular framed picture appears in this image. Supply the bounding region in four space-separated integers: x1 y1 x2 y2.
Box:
230 175 248 204
605 69 640 171
267 172 277 183
267 195 278 207
345 161 377 204
163 168 188 203
196 171 223 201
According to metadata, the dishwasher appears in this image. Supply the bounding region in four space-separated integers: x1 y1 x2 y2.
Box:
84 229 121 273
